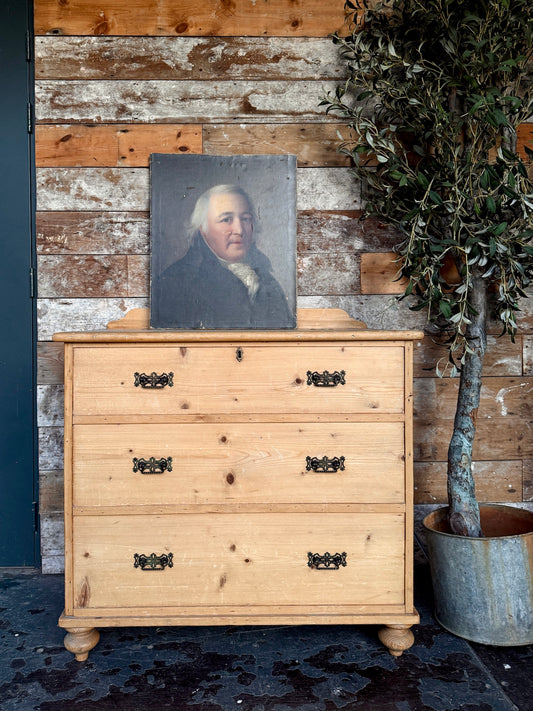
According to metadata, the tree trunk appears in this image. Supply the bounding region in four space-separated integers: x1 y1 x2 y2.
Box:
447 274 487 537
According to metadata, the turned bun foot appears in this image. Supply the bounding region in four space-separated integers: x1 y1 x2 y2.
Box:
64 627 100 661
378 624 415 657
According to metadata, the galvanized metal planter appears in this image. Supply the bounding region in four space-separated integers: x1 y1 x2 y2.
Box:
423 504 533 646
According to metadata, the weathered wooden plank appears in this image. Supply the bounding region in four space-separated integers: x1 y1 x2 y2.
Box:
39 470 64 515
414 335 522 378
35 124 202 167
298 294 428 332
297 254 360 296
34 0 349 37
518 123 533 162
35 36 346 80
35 80 345 124
38 426 64 470
37 255 149 297
37 341 65 384
360 251 407 295
523 335 533 375
297 169 359 211
203 124 351 167
36 211 150 254
414 376 533 461
37 384 64 426
37 297 148 340
414 460 523 505
41 551 65 575
524 460 533 501
37 168 149 210
509 300 533 335
298 213 402 254
36 167 360 211
35 123 349 168
39 513 64 559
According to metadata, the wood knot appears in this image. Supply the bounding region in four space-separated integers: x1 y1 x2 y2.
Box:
93 20 109 35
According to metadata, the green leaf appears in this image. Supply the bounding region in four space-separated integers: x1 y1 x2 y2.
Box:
492 222 508 236
417 172 429 189
486 195 497 213
480 169 490 190
429 191 443 205
439 300 452 319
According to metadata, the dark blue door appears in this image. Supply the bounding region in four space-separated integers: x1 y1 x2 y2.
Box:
0 0 37 566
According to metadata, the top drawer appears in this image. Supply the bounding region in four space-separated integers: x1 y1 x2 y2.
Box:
71 343 406 416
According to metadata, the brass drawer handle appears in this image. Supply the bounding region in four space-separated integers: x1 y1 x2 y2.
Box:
134 553 174 571
308 552 347 570
306 370 346 387
306 456 345 473
134 371 174 389
132 457 172 474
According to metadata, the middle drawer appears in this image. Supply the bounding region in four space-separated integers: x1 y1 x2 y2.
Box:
72 422 406 507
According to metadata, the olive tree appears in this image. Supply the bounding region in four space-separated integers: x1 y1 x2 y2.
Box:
323 0 533 536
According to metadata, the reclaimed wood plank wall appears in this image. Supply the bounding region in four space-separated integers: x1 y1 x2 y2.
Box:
34 0 533 572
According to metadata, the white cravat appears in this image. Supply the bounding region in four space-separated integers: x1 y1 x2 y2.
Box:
226 261 259 301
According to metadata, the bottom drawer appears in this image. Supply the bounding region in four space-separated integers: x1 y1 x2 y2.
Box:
71 513 405 610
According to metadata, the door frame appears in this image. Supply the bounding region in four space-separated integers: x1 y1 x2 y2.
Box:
0 0 38 566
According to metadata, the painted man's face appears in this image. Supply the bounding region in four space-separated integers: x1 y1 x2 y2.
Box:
201 192 254 263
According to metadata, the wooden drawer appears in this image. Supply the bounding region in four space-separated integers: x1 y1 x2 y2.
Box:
71 513 405 610
71 344 405 416
72 422 406 506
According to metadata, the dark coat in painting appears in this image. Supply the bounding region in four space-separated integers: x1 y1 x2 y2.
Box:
151 233 295 329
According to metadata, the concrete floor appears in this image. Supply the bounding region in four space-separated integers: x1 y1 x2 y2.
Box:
1 532 533 710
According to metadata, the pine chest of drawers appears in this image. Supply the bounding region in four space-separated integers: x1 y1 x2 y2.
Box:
53 309 422 660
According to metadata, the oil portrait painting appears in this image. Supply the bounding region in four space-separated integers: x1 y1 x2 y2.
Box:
150 154 297 330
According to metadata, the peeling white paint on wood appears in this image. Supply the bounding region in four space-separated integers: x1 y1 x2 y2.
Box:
37 297 148 340
297 169 359 210
297 294 427 331
495 382 529 417
39 426 64 470
35 37 346 80
298 213 401 253
41 554 65 575
40 514 64 558
36 168 149 210
36 167 360 211
298 254 360 295
35 80 347 123
37 384 64 426
37 211 150 254
37 254 149 298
